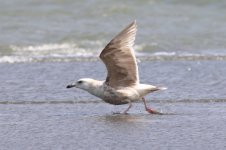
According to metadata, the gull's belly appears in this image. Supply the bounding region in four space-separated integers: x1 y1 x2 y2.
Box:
102 87 141 105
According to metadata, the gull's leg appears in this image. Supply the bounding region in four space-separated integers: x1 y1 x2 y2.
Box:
122 100 132 114
142 97 163 114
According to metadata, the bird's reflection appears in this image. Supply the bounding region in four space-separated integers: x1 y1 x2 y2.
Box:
98 113 153 123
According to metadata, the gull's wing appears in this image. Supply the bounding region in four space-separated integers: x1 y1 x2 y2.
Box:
99 21 139 88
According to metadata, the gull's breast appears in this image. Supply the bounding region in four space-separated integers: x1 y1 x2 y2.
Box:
87 83 141 105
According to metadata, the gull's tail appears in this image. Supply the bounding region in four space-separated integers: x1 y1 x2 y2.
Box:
157 86 168 90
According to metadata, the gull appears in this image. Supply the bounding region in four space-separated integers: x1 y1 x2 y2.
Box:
67 21 167 114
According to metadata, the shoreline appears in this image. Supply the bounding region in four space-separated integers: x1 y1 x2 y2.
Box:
2 54 226 64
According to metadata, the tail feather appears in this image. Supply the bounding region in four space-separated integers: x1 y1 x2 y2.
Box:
157 86 168 90
149 86 167 92
138 84 167 96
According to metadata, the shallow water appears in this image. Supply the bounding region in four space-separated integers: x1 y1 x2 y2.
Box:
0 61 226 149
0 102 226 150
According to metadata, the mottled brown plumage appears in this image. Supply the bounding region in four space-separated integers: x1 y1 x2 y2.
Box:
100 21 139 89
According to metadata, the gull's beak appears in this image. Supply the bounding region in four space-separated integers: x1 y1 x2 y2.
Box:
66 83 76 88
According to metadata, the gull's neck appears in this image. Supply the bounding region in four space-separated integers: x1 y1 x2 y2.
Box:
85 80 104 97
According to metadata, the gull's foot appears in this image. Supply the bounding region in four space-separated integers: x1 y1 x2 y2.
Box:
112 111 121 115
146 108 164 115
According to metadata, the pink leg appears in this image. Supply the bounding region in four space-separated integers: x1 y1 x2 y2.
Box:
122 101 132 114
142 97 163 114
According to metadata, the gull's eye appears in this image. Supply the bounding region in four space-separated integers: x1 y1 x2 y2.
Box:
77 81 83 84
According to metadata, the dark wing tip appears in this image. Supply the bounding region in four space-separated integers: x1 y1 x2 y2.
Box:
126 20 137 31
99 21 137 59
132 20 136 25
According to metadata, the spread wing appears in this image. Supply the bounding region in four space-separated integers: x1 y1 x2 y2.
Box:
99 21 139 88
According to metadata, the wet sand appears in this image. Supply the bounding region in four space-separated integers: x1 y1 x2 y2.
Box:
0 102 226 150
1 61 226 150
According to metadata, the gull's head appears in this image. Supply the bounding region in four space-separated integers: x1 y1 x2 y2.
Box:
66 78 95 90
